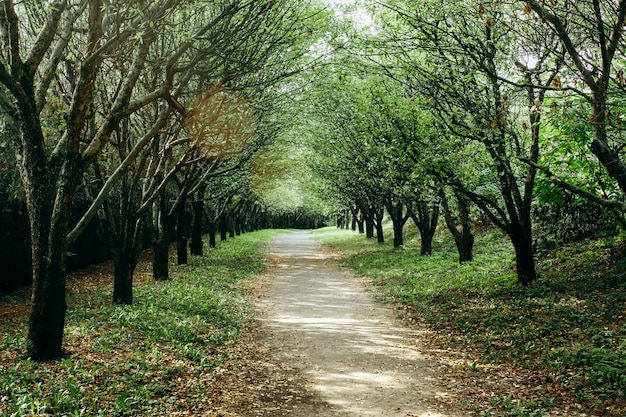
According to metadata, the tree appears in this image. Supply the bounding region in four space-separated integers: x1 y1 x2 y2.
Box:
0 0 326 360
0 0 135 360
519 1 626 212
305 72 391 243
370 0 563 284
439 187 474 263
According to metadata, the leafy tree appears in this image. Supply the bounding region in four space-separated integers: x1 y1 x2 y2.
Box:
520 1 626 212
0 0 325 360
305 70 391 242
370 0 564 284
0 0 164 360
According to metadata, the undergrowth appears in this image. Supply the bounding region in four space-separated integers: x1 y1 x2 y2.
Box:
0 229 285 417
314 225 626 417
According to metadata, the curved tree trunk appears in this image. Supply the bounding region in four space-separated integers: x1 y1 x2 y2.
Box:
409 200 440 256
439 188 474 263
14 0 101 362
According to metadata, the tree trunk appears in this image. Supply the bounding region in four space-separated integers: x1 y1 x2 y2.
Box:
190 187 205 256
27 211 68 360
228 217 235 238
365 216 374 238
153 237 169 281
235 221 242 236
208 221 217 248
511 231 536 285
220 216 228 242
113 250 134 305
153 196 171 281
386 199 410 248
176 202 188 265
16 0 100 361
374 207 385 243
23 123 73 360
189 198 204 256
376 222 385 243
357 213 365 234
439 188 474 263
409 200 440 256
111 212 142 304
456 233 474 263
419 231 433 256
27 262 67 361
393 222 403 247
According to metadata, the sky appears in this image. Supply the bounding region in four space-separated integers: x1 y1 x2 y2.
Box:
323 0 375 30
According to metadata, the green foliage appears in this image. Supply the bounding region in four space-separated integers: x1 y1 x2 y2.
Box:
533 194 622 254
486 395 548 417
0 230 284 416
314 224 515 296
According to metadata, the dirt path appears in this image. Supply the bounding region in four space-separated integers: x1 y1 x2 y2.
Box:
217 231 464 417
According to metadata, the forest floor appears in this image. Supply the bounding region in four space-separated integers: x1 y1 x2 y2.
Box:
1 228 624 416
213 231 602 417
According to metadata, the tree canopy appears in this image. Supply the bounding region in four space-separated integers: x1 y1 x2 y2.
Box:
1 0 625 360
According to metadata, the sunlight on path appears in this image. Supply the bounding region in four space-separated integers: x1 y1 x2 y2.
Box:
257 230 461 417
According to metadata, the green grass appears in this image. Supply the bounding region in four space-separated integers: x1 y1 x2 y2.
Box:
0 229 286 417
313 225 626 417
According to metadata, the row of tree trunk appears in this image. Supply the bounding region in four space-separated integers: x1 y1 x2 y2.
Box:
336 187 475 264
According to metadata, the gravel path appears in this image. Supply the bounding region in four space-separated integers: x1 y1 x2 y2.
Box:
232 230 463 417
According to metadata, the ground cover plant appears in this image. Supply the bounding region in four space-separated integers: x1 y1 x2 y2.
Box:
314 225 626 417
0 229 285 417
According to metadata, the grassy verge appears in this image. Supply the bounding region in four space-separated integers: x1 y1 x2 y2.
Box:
313 226 626 417
0 229 286 417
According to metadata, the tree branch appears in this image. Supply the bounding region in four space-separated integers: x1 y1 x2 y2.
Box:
519 156 626 212
25 0 68 77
